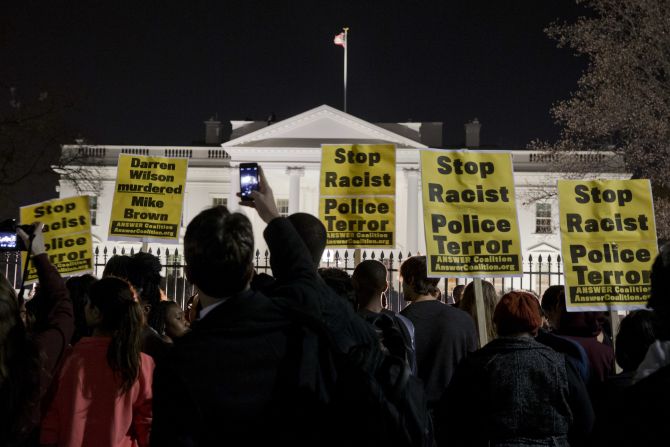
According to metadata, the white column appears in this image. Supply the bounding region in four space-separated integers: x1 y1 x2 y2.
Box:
404 168 420 253
228 165 240 212
286 166 304 215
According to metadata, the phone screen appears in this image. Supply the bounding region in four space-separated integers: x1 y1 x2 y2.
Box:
239 164 259 199
0 231 18 251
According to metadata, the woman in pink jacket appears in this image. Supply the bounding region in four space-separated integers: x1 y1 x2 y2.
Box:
41 277 154 447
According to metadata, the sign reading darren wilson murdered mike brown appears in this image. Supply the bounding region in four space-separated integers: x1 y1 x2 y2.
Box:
559 179 658 312
319 144 396 248
109 154 188 242
20 195 93 283
420 149 522 277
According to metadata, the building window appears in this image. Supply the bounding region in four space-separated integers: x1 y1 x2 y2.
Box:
276 199 289 217
212 197 227 208
535 203 552 234
89 196 98 226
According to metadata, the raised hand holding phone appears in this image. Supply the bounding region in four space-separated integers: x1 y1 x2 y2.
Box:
238 166 280 223
239 163 259 201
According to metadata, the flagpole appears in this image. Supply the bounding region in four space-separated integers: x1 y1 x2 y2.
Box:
343 27 348 113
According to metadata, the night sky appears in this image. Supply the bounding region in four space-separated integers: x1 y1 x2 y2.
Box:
4 0 587 148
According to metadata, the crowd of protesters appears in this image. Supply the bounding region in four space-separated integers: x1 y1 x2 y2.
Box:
1 168 670 446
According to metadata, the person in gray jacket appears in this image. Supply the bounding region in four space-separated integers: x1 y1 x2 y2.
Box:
440 291 593 447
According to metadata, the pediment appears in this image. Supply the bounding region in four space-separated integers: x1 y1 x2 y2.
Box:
526 242 561 253
223 105 427 149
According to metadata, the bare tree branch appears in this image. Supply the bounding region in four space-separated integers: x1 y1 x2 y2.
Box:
538 0 670 239
54 144 103 194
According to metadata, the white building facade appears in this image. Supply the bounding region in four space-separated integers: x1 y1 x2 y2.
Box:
58 105 624 291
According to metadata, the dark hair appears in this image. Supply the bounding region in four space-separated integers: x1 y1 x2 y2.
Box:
400 256 439 296
318 267 356 310
102 255 132 280
0 273 41 444
185 206 254 297
648 244 670 316
147 301 180 337
494 291 543 336
452 284 465 303
128 252 163 308
89 277 144 394
66 274 97 344
559 310 604 337
615 310 657 372
541 285 565 314
352 260 387 308
288 213 327 268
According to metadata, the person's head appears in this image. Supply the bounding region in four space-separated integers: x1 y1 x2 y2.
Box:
615 310 657 372
127 252 163 313
558 308 604 337
102 255 132 280
494 291 543 337
399 256 440 301
540 285 604 337
648 244 670 319
352 260 388 310
318 267 356 310
460 280 498 341
541 285 565 330
148 301 190 341
0 274 22 381
0 273 40 443
87 277 145 393
452 284 465 304
0 274 20 340
65 274 97 344
288 213 327 268
184 206 254 298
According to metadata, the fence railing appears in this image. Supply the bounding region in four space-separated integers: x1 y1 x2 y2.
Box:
319 250 564 312
1 247 565 313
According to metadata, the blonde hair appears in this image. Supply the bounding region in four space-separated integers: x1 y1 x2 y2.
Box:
460 281 499 344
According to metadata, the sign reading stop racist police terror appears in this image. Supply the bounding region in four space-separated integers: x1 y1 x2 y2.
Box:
319 144 395 247
420 150 522 277
559 179 658 312
20 196 93 283
109 154 188 242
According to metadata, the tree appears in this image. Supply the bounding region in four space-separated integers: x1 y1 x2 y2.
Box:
0 86 62 188
0 85 101 219
540 0 670 239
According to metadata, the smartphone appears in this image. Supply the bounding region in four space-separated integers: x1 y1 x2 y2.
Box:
0 219 31 252
239 163 259 200
0 231 18 251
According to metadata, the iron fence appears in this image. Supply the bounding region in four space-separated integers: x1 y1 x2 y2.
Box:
2 247 565 313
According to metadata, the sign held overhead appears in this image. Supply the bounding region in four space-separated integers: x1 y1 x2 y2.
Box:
319 144 396 248
559 179 658 311
421 150 522 277
109 154 188 242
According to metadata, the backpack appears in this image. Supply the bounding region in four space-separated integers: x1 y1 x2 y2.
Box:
364 310 417 375
276 300 434 447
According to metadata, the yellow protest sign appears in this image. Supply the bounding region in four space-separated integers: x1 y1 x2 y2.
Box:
558 179 658 311
20 195 93 282
420 150 522 276
109 154 188 242
318 196 395 247
319 144 396 247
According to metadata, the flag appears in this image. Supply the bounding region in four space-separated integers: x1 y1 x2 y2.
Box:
334 32 346 48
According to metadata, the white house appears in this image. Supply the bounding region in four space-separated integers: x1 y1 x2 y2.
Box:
57 104 625 293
